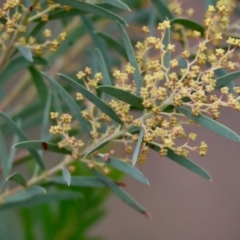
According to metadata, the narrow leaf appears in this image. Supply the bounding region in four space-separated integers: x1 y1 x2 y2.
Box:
17 45 33 62
95 49 112 86
52 91 62 115
97 32 128 59
13 140 72 155
62 168 71 186
0 57 47 86
58 74 122 124
118 23 142 95
40 93 51 139
29 67 48 104
163 24 171 69
0 191 82 211
101 0 130 11
132 127 144 166
92 169 151 219
51 176 106 187
42 72 90 133
98 86 144 108
151 0 174 20
84 140 109 158
171 18 205 36
0 129 8 179
54 0 127 25
215 71 240 89
0 112 45 169
6 172 26 187
178 106 240 142
148 142 211 180
97 156 149 185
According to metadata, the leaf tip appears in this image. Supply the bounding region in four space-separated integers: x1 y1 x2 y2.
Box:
143 211 152 220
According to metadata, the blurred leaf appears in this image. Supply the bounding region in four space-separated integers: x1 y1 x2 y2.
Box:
148 142 211 180
214 68 235 93
132 127 144 166
215 71 240 89
205 0 217 8
0 191 82 211
98 86 144 108
13 140 72 155
42 73 90 134
97 156 149 185
41 93 51 139
29 67 48 104
84 140 109 158
151 0 174 20
27 21 45 38
0 112 45 169
17 45 33 62
163 23 171 69
178 106 240 142
171 18 205 36
8 134 19 176
0 128 8 180
92 169 151 219
0 56 47 86
54 0 127 25
59 74 122 125
95 49 112 86
62 168 71 186
52 91 63 115
101 0 130 10
118 23 142 95
97 32 128 59
6 172 26 187
149 7 157 35
51 176 106 187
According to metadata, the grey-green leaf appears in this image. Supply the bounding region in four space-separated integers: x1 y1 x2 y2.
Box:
62 168 71 186
215 71 240 89
92 169 151 219
84 139 109 158
163 23 171 69
0 57 47 86
0 112 45 169
171 18 205 36
148 142 211 180
151 0 174 20
42 72 90 134
98 86 144 108
54 0 127 25
51 176 106 187
0 129 8 180
58 74 122 125
16 45 33 62
97 156 149 185
101 0 130 11
13 140 72 155
0 191 82 211
132 127 144 166
6 172 26 187
118 23 142 95
178 106 240 142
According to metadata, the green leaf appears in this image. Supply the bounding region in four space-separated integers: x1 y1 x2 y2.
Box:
16 45 33 62
41 93 51 139
0 128 8 180
215 71 240 89
98 86 144 108
51 176 106 187
148 142 211 180
92 169 151 219
0 112 45 169
13 140 72 155
118 23 143 95
132 127 144 166
171 18 205 36
59 74 122 125
62 168 71 186
84 140 109 158
0 191 82 211
97 156 149 185
54 0 127 25
42 72 90 134
52 91 62 115
0 56 48 86
151 0 174 20
163 23 171 69
214 68 235 93
6 172 26 187
29 67 48 104
178 106 240 142
97 32 128 59
95 49 112 86
101 0 130 11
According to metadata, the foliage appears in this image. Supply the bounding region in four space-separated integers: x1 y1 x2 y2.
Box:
1 0 240 239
